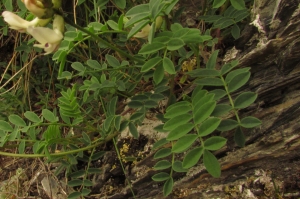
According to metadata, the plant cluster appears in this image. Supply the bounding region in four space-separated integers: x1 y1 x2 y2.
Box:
0 0 260 198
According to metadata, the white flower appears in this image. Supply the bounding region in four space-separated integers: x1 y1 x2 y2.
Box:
2 11 49 32
27 15 64 54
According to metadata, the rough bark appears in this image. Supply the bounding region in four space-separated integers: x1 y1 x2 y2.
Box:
99 1 300 198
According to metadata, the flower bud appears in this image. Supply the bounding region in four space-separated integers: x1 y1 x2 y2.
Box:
22 0 54 19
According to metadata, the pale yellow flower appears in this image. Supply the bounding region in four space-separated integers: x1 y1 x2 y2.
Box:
133 16 163 39
27 15 64 54
2 11 50 32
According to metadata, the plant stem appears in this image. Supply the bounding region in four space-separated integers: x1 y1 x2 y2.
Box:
0 131 119 158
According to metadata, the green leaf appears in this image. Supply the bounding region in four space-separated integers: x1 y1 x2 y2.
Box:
125 12 150 28
163 57 176 74
42 109 57 123
220 63 234 75
105 54 120 68
204 136 227 150
183 146 204 169
230 0 246 10
144 100 158 108
139 42 165 54
206 50 219 69
240 116 262 128
18 140 25 154
192 88 207 101
71 62 85 72
203 150 221 177
107 20 119 30
163 177 173 196
127 20 150 39
167 38 185 51
108 96 118 116
68 192 81 199
164 104 192 118
172 161 188 172
234 92 257 109
194 101 216 125
225 67 250 83
198 117 221 136
104 115 114 132
9 114 26 127
128 122 139 139
163 114 192 131
153 138 169 150
154 160 172 170
172 134 198 153
228 71 251 92
153 64 164 85
81 188 91 196
91 151 105 160
130 112 144 121
128 100 144 108
82 132 91 145
211 104 232 117
118 14 124 30
83 179 93 186
87 168 102 174
193 93 215 110
141 57 162 72
195 77 224 86
150 93 165 101
67 179 83 187
69 170 85 178
234 126 245 147
149 0 162 18
213 0 227 8
152 172 170 181
24 111 41 123
154 148 172 159
231 24 240 39
126 4 149 17
217 119 239 131
213 17 235 29
166 123 194 140
86 59 101 69
187 69 220 77
112 0 126 9
166 101 190 112
0 120 13 132
148 22 156 44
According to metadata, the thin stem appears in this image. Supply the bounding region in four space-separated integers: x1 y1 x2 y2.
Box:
0 131 119 158
220 75 241 123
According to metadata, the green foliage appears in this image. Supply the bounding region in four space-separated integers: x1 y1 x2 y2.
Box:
0 0 260 197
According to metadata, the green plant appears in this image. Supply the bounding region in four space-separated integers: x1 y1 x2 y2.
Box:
0 0 260 198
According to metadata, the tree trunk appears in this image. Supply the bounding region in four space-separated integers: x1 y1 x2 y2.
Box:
101 1 300 198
